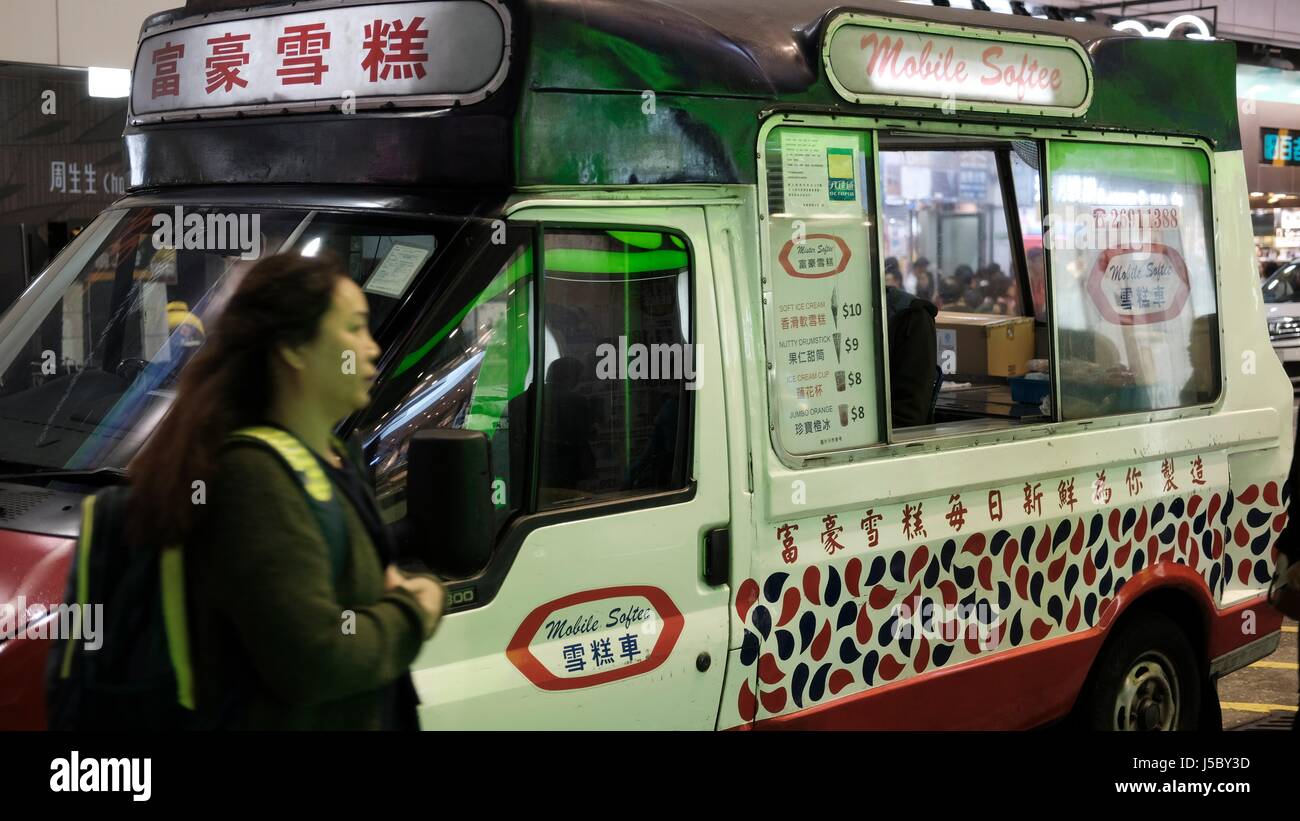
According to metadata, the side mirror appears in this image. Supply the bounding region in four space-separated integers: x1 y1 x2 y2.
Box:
405 428 495 578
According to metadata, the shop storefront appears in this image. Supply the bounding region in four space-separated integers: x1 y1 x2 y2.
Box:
0 63 129 310
1239 62 1300 270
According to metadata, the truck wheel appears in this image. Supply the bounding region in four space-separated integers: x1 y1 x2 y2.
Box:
1083 612 1202 731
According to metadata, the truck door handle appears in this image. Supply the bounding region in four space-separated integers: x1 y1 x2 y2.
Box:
704 527 729 587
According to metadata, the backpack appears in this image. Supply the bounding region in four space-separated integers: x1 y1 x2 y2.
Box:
44 426 348 731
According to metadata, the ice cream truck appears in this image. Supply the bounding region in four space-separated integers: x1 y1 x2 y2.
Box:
0 0 1291 731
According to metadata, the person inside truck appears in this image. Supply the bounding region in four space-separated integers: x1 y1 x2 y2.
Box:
961 286 991 313
1026 246 1047 318
884 256 903 290
540 355 598 497
914 268 936 302
885 284 940 427
938 264 974 309
906 257 931 294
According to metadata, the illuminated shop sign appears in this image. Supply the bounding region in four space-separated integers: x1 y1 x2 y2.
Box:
824 15 1092 116
130 0 509 122
1262 128 1300 167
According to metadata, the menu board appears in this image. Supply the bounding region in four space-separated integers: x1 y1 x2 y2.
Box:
767 127 879 456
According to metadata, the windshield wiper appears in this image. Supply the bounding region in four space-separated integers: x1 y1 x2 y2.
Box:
0 467 128 485
0 457 48 474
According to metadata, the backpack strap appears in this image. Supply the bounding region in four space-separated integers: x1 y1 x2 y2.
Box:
159 546 195 709
57 495 97 680
225 426 349 585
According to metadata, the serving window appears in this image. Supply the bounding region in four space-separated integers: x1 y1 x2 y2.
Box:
878 137 1051 437
759 121 1221 466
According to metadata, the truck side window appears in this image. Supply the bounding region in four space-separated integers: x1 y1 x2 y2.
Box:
879 142 1051 436
357 227 535 540
1046 142 1220 418
537 229 693 510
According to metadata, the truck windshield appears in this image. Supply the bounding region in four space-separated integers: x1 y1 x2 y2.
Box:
0 205 468 476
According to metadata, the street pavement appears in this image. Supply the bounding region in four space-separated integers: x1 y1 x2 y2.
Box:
1220 619 1297 730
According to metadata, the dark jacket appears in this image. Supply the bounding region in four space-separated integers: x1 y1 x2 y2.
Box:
186 443 436 730
1276 431 1300 563
885 286 939 427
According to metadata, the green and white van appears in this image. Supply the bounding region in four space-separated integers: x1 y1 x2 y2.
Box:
0 0 1289 730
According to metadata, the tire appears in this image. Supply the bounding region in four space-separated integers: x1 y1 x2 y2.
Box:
1082 611 1203 731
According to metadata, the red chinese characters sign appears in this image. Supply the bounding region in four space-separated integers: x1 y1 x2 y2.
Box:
277 23 332 86
131 1 507 119
362 17 430 81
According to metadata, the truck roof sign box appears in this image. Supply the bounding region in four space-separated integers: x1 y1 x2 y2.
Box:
824 14 1093 117
130 0 510 122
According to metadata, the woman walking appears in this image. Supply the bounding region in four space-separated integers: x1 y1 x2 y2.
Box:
128 254 443 730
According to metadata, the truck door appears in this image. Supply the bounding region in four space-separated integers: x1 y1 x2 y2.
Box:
377 206 732 729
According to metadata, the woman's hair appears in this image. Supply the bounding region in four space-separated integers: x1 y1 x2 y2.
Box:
127 254 350 547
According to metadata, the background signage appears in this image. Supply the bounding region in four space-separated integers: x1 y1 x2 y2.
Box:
1261 128 1300 167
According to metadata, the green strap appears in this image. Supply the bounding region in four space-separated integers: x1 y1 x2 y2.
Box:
226 426 349 585
228 426 333 502
159 547 195 710
59 495 96 679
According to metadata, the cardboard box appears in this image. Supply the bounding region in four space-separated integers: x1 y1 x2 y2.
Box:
935 312 1035 378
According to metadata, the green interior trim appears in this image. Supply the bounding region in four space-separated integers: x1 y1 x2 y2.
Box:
608 230 664 250
669 235 685 249
60 495 96 679
160 548 196 710
464 283 533 440
394 247 534 379
1048 140 1211 187
545 248 688 275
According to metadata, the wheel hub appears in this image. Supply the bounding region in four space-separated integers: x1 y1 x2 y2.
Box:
1114 651 1180 731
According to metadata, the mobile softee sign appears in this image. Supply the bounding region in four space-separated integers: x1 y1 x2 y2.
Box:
823 15 1093 116
130 0 509 121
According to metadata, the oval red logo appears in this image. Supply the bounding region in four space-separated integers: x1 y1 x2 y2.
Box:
778 233 853 279
506 586 684 691
1085 242 1191 325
